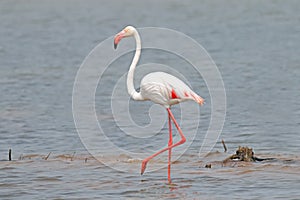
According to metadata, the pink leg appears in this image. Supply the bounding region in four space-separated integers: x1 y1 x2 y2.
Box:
168 111 172 183
141 108 186 180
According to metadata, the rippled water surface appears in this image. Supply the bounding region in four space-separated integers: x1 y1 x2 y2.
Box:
0 0 300 199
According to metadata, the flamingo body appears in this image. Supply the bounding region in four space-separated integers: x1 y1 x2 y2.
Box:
140 72 203 107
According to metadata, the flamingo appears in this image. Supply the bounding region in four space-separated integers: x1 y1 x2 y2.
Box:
114 26 204 183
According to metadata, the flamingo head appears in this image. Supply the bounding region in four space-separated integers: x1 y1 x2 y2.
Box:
114 26 136 49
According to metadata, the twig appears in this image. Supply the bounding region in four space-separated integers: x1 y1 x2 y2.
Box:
8 149 12 161
44 152 51 160
221 139 227 152
71 152 76 161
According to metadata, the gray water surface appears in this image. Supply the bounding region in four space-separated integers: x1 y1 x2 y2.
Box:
0 0 300 199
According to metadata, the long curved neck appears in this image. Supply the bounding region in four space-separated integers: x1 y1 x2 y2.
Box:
127 29 143 100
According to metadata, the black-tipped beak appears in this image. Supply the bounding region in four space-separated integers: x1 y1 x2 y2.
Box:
113 31 124 50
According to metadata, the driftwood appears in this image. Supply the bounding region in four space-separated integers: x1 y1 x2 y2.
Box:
223 146 275 163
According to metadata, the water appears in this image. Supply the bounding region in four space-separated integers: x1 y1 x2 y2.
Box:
0 0 300 199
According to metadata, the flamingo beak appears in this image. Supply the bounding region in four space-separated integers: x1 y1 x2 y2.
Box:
114 30 125 49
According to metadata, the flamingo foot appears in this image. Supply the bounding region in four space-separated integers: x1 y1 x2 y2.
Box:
141 160 148 175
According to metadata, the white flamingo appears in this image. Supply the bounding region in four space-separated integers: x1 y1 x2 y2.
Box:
114 26 204 183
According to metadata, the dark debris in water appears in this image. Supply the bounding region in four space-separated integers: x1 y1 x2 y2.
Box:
204 146 277 168
1 151 95 163
222 146 276 163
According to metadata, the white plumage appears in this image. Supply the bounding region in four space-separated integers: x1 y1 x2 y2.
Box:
140 71 203 107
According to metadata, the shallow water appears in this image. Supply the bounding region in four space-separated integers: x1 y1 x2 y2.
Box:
1 152 300 199
0 0 300 199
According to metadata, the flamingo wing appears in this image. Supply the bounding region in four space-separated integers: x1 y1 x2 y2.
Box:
139 72 204 107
